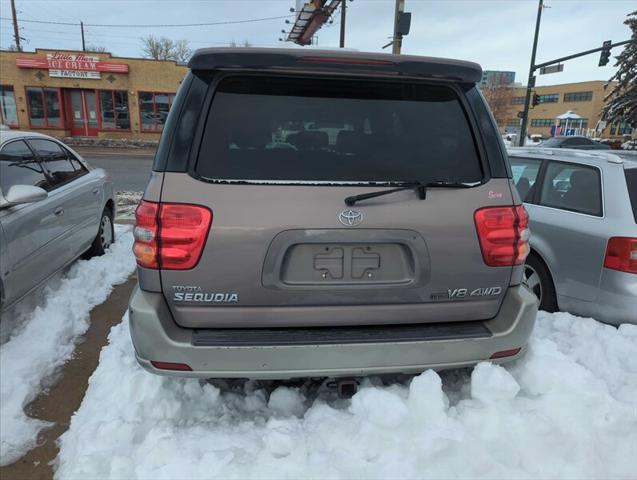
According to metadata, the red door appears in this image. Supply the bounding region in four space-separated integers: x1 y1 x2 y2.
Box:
65 89 99 136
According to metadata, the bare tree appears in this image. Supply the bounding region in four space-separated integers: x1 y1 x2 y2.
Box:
140 35 192 63
229 40 252 47
86 44 108 53
482 82 515 129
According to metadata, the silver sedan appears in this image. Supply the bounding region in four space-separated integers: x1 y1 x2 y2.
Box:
0 131 115 311
509 147 636 326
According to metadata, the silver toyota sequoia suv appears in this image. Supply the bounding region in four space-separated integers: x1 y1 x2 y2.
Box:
129 48 538 379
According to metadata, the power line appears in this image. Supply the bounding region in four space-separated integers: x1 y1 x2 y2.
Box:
0 14 295 28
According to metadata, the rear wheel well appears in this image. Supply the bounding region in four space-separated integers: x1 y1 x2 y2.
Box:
527 249 558 312
105 199 115 217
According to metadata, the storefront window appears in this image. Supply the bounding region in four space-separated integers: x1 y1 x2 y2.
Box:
139 91 176 131
0 86 18 127
26 87 62 128
99 90 130 130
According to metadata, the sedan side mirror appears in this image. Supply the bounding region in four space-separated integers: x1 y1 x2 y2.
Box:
2 185 48 208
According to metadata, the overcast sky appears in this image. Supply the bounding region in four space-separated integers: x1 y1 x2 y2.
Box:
0 0 633 86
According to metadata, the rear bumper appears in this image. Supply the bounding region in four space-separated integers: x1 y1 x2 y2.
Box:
128 285 538 379
594 268 637 326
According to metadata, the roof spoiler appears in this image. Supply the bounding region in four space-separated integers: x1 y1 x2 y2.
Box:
188 48 482 83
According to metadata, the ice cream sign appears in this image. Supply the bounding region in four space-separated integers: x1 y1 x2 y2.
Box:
16 52 129 79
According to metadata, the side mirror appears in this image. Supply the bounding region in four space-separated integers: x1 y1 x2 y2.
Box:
3 185 48 208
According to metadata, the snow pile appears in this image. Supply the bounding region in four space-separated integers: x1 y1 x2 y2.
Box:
55 311 637 479
116 191 142 220
0 226 135 466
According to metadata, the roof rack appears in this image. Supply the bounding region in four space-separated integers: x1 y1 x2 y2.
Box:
188 47 482 83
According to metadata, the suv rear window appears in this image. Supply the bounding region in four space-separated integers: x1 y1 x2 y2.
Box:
196 76 482 184
625 168 637 223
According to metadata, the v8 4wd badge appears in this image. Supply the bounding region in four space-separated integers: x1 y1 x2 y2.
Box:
431 286 502 301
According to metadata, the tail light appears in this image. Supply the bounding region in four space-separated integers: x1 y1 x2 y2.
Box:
474 205 530 267
604 237 637 274
133 200 212 270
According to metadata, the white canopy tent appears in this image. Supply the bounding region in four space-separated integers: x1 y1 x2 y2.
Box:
556 110 584 134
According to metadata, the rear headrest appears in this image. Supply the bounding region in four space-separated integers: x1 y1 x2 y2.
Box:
570 169 597 190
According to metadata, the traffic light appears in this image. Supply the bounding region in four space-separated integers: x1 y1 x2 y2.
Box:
599 40 612 66
532 93 540 107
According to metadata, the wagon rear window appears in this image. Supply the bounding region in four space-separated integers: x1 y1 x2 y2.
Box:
196 76 482 184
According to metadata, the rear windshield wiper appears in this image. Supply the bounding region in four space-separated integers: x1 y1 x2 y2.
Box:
344 181 477 206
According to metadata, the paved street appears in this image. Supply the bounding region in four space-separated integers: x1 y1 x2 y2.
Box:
79 150 154 192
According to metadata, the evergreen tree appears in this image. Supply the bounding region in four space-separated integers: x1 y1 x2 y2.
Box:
602 10 637 128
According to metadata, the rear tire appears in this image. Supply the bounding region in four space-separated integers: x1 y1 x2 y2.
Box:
523 253 557 312
86 206 114 258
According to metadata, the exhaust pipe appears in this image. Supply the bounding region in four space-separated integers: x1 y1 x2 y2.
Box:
336 378 358 399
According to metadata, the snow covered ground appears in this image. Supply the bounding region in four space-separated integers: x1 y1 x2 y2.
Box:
0 226 135 466
56 311 637 480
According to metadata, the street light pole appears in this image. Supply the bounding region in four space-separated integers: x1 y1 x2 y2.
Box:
339 0 346 48
392 0 405 54
11 0 22 51
518 0 544 146
81 21 86 51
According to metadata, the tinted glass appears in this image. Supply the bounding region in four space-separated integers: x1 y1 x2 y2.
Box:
100 90 115 129
539 161 602 216
197 76 482 183
44 88 62 127
139 92 155 130
564 137 590 146
625 168 637 223
155 94 170 130
0 140 49 192
509 156 541 202
29 139 83 188
27 88 45 127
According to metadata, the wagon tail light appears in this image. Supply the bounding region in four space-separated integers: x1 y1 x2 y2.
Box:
474 205 530 267
604 237 637 274
133 200 212 270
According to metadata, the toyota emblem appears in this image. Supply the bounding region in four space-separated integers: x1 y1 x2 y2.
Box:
339 209 363 227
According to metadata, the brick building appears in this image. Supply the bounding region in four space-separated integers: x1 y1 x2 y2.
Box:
0 48 187 140
503 80 633 139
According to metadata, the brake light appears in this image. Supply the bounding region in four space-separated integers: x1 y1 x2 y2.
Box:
299 56 394 66
604 237 637 274
133 200 212 270
474 206 530 267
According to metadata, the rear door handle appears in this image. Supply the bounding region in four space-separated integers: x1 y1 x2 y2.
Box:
92 188 99 195
54 207 64 217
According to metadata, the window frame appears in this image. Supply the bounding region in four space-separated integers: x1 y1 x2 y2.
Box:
563 91 593 102
0 85 19 128
98 89 131 132
138 91 176 132
25 86 64 130
537 93 559 104
26 138 89 190
533 159 604 218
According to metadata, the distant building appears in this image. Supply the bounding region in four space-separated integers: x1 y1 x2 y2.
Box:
0 48 187 140
478 70 516 89
502 80 632 139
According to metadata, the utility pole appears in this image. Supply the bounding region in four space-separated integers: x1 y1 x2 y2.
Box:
10 0 22 52
392 0 405 54
518 0 544 146
80 21 86 51
339 0 346 48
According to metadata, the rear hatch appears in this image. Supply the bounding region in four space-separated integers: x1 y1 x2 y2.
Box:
157 73 518 328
